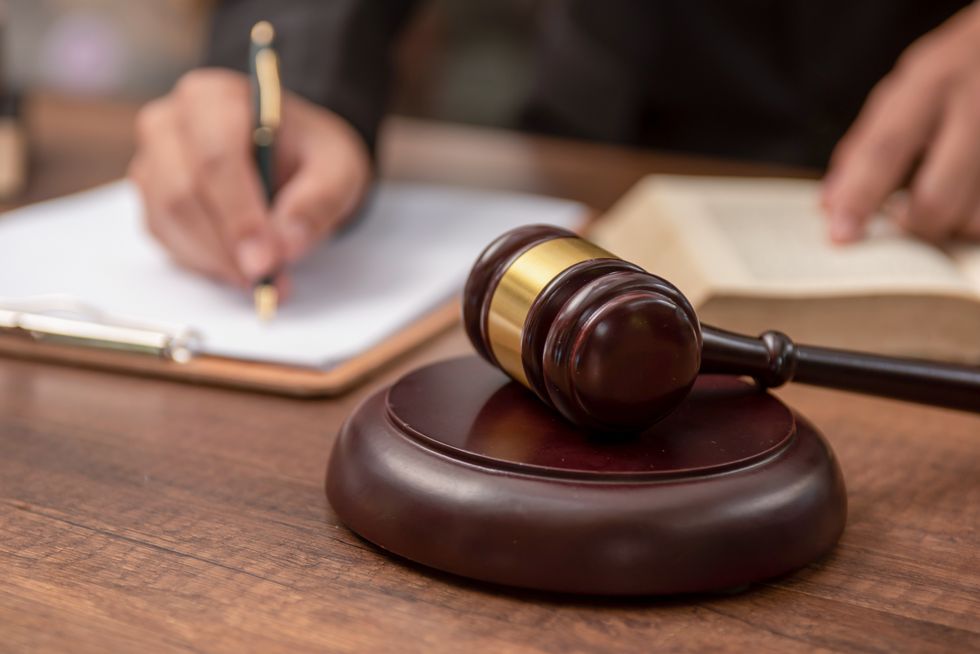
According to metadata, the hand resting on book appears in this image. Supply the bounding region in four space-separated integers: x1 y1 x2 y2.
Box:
823 3 980 244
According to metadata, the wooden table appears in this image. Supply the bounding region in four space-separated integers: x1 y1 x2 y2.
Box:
2 95 978 653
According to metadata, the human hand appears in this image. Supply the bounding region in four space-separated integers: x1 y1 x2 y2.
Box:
129 68 371 286
822 4 980 243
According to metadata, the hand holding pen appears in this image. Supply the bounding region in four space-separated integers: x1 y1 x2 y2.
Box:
128 23 371 305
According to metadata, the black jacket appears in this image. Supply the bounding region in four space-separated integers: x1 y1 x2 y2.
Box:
206 0 969 167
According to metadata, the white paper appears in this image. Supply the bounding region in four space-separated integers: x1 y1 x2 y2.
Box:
0 180 583 368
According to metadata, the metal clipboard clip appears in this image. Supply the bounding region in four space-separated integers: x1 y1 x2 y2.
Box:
0 295 201 364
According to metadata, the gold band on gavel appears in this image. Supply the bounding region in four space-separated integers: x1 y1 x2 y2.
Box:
486 237 616 386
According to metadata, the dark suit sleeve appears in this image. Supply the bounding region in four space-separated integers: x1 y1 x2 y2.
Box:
205 0 419 152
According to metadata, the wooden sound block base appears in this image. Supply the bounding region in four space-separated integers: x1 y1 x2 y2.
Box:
326 356 847 595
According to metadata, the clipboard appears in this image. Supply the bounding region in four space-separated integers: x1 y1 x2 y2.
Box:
0 297 459 396
0 180 585 396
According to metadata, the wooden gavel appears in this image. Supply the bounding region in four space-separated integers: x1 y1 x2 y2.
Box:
463 225 980 432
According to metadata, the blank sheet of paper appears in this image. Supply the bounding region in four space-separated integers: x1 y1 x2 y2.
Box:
0 181 583 368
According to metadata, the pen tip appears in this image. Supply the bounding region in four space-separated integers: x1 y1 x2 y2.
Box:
251 21 275 46
254 284 278 322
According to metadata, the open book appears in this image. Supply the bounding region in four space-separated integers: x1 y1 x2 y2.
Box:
0 180 582 392
592 175 980 363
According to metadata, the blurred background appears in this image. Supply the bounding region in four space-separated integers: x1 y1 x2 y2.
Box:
4 0 542 128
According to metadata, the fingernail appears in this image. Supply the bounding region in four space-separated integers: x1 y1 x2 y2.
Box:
279 220 311 261
829 210 862 243
236 236 274 279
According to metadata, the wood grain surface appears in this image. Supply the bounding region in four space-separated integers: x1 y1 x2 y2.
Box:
1 95 978 653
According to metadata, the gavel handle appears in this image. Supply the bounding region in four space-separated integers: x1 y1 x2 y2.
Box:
700 326 980 413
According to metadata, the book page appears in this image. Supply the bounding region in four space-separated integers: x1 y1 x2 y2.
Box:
948 243 980 297
665 177 973 298
0 181 583 367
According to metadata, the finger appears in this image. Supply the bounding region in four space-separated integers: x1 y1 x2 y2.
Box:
135 157 242 284
131 103 244 284
823 71 941 242
963 202 980 240
149 197 242 284
882 189 910 221
174 74 279 281
275 272 293 304
270 154 366 261
904 82 980 241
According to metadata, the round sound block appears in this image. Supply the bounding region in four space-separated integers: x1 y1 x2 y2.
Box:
326 356 846 595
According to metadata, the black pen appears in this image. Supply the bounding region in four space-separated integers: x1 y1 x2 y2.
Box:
249 20 281 321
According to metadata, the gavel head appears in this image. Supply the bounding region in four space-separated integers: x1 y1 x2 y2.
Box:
463 225 703 432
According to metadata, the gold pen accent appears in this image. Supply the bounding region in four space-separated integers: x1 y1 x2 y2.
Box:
251 19 274 46
254 48 281 131
254 284 278 322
